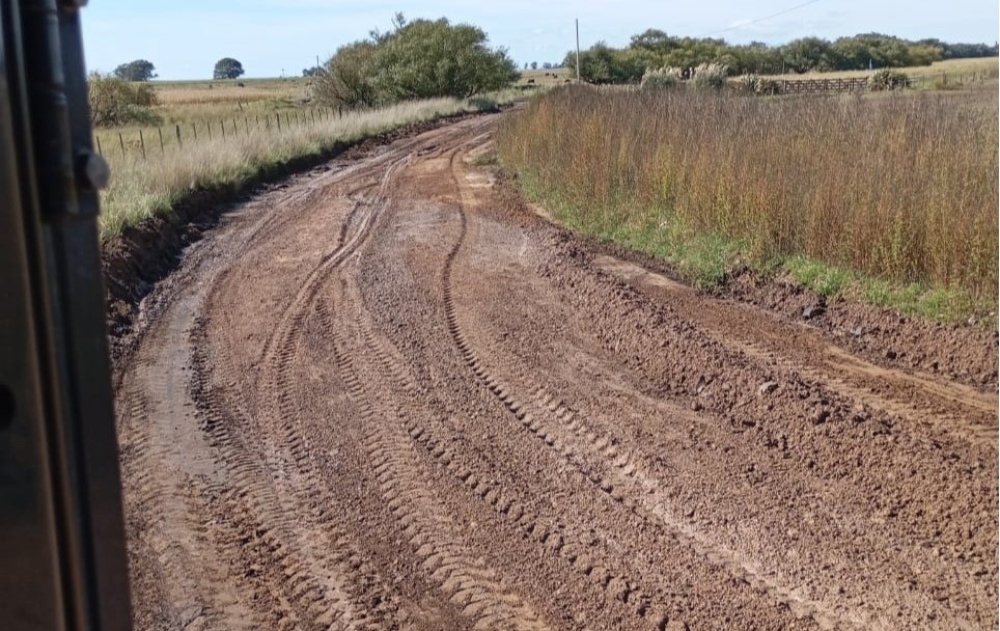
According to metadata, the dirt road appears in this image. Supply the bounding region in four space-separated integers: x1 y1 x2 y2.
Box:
113 115 998 631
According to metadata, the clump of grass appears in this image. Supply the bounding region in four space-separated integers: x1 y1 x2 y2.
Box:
692 63 729 90
496 86 998 317
99 97 493 240
641 67 682 91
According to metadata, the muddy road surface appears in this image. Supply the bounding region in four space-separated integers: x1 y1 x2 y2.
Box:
114 115 998 631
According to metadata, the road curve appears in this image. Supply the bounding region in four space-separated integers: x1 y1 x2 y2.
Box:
114 114 998 631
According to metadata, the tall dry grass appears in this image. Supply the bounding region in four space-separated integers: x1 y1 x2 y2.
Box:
100 97 482 240
497 86 998 301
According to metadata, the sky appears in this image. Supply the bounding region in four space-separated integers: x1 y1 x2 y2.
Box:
81 1 999 80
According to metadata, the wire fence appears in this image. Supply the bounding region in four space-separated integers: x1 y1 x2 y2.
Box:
93 106 348 161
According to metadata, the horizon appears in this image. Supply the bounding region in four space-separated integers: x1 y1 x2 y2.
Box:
82 1 999 81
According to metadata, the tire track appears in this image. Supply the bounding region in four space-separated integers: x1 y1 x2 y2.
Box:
346 275 684 630
316 283 552 631
191 329 394 631
187 154 419 631
440 145 862 631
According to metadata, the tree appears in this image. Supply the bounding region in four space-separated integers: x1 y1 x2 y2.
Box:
302 66 324 77
565 42 645 84
113 59 156 81
530 61 538 70
88 73 161 127
213 57 245 80
312 40 378 107
372 17 518 101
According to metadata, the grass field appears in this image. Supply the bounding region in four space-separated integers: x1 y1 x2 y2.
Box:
496 85 998 322
759 56 998 81
516 68 573 86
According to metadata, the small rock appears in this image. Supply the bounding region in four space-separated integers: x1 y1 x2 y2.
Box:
690 400 703 412
802 304 825 319
850 326 864 337
884 349 897 360
812 408 830 424
757 381 779 396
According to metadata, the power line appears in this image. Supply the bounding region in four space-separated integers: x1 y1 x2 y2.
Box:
699 0 824 38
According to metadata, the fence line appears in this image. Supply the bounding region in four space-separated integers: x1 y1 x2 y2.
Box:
93 106 344 161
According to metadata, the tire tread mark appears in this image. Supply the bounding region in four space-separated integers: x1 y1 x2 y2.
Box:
321 281 551 631
440 147 860 631
350 283 676 629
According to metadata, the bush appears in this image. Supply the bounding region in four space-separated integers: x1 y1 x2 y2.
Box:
870 69 911 91
692 63 728 90
641 66 682 91
737 74 762 94
737 74 783 96
312 41 379 108
88 74 161 127
313 15 517 108
468 96 500 113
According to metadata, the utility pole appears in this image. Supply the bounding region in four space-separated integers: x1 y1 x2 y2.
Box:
575 18 581 83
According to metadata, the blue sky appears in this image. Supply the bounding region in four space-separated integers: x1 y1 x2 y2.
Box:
81 1 999 80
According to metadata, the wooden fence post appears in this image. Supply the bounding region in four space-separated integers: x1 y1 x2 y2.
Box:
158 127 164 153
276 112 281 132
285 112 290 129
221 119 225 140
192 122 197 141
244 117 249 135
175 124 182 148
95 136 103 156
139 129 146 160
118 132 125 158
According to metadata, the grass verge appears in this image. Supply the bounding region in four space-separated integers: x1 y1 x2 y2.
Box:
99 94 519 241
498 87 998 323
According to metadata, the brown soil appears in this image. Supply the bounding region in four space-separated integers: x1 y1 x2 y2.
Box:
112 114 998 631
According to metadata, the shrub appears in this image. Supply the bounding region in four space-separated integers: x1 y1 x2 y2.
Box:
468 96 500 113
737 74 762 94
640 66 682 91
88 74 161 127
870 69 911 91
313 16 517 108
692 63 728 90
312 41 379 108
737 74 783 96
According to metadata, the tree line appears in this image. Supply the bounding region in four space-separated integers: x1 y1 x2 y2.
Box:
565 31 998 84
